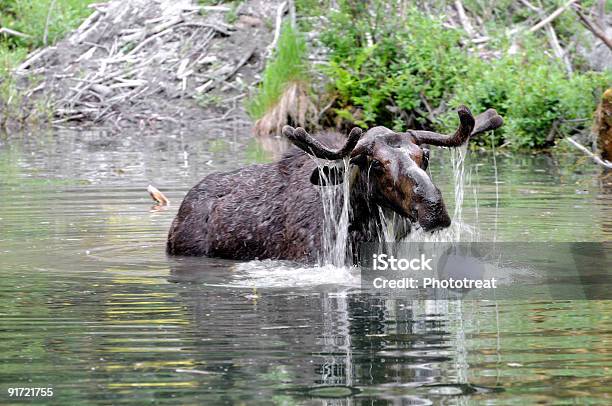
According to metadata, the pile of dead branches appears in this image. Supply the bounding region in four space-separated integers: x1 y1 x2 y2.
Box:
13 0 280 132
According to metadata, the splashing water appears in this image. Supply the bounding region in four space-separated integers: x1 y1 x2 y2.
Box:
372 145 479 274
405 145 478 244
316 157 353 267
232 260 360 288
233 157 356 287
312 145 478 268
235 143 478 285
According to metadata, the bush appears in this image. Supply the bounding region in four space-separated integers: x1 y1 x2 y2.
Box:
320 4 465 131
442 37 610 149
314 0 611 149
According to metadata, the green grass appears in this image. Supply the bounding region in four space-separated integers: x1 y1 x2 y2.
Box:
0 0 99 73
0 0 98 124
246 23 309 120
0 0 98 50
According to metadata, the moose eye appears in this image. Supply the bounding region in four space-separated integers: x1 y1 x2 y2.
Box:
370 159 384 172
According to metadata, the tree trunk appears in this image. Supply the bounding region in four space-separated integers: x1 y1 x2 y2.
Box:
595 88 612 163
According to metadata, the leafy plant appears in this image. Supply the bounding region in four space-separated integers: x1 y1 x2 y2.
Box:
309 0 611 149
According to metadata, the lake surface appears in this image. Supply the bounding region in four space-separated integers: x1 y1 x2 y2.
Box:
1 126 611 404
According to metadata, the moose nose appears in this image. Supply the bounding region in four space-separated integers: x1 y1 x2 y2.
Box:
408 167 452 231
414 185 451 232
420 206 451 232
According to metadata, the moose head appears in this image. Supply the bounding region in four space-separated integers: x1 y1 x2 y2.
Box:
282 106 503 232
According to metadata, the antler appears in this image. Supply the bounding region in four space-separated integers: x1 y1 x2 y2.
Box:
282 126 364 160
410 106 503 147
411 105 475 147
471 108 504 136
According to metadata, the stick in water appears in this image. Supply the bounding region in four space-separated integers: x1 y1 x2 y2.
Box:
565 138 612 169
147 185 170 205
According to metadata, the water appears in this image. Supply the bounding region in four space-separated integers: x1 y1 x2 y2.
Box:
1 128 611 404
314 157 352 267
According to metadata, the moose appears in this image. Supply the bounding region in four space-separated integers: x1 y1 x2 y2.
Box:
167 106 503 261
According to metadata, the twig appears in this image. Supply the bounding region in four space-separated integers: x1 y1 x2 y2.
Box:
70 10 101 44
289 0 296 28
147 185 170 205
565 137 612 169
573 6 612 51
195 46 255 93
0 27 31 38
524 0 573 75
455 0 474 37
545 24 572 75
125 16 184 56
226 47 255 80
16 48 49 71
43 0 57 46
266 1 288 58
528 0 578 33
519 0 540 13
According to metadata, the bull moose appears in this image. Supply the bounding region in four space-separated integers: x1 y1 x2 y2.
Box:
167 106 503 262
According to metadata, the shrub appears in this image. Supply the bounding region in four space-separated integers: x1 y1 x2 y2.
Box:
314 0 611 149
320 4 465 131
442 37 610 148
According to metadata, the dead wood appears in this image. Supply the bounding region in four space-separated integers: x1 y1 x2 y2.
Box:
9 0 283 132
573 5 612 51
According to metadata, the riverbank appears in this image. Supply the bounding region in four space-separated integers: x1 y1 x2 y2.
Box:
1 0 611 154
1 0 281 133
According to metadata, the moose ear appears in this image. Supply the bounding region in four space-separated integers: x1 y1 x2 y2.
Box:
310 165 345 186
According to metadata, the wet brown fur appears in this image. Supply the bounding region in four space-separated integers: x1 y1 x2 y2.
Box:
167 129 449 262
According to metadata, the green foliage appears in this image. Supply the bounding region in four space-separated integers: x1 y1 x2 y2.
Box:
441 37 610 149
0 0 98 50
0 1 98 79
320 4 465 131
312 0 611 149
0 0 97 122
0 46 29 125
246 23 309 120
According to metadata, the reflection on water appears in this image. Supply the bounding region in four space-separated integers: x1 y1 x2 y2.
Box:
0 128 611 404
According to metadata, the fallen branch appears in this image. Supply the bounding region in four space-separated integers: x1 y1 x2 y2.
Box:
573 5 612 51
266 1 288 58
195 46 255 93
0 27 31 38
455 0 474 37
125 16 184 57
16 48 49 72
565 137 612 169
529 0 578 33
147 185 170 205
522 0 573 75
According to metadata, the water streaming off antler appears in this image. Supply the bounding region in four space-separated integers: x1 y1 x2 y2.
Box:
405 145 478 244
315 158 352 267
